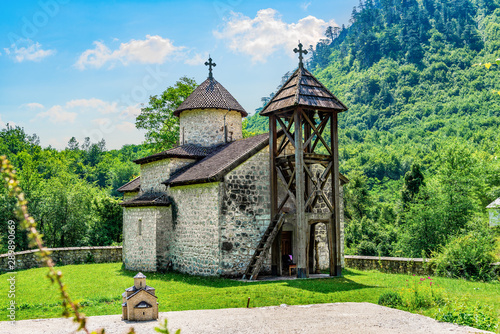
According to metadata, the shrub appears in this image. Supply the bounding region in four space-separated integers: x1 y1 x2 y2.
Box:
434 303 498 332
432 231 497 281
378 291 403 308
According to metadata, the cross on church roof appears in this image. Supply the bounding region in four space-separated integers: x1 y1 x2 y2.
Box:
205 56 216 79
293 42 308 68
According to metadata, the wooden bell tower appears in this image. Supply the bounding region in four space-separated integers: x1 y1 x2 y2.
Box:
260 43 348 278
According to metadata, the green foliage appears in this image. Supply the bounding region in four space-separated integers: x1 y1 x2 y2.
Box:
401 164 424 207
0 126 146 252
155 319 181 334
378 291 403 308
434 303 499 332
135 76 197 153
432 229 497 281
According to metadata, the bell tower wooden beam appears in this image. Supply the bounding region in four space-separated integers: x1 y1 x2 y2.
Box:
293 108 308 278
270 115 282 276
331 112 342 276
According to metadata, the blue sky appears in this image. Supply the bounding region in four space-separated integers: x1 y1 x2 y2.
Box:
1 0 357 150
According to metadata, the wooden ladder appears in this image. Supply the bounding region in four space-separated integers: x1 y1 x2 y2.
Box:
242 213 285 280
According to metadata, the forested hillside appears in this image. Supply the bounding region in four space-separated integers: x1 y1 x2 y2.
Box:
246 0 500 264
0 126 148 252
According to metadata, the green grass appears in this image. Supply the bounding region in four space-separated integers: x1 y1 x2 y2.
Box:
1 263 498 329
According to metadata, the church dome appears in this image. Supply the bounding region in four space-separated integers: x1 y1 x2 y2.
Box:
173 77 247 117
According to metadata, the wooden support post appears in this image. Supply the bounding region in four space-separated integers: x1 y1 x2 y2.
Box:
331 112 342 277
270 115 282 276
304 111 311 212
294 109 307 278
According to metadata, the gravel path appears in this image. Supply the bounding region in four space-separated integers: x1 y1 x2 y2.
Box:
1 302 493 334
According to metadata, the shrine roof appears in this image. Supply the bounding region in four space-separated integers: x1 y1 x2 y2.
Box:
173 77 247 117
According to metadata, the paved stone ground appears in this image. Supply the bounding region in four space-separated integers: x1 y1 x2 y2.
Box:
0 303 493 334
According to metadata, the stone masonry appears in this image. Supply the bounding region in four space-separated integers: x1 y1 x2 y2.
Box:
123 206 171 272
140 158 194 193
0 246 122 271
166 182 221 275
219 147 272 276
179 109 242 147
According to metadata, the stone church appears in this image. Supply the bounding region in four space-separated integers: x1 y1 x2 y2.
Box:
118 57 347 277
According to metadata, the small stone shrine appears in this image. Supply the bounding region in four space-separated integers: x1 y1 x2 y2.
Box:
122 272 159 321
118 50 349 279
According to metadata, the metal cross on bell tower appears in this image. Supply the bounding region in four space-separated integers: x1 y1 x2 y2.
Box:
293 42 308 68
205 56 216 79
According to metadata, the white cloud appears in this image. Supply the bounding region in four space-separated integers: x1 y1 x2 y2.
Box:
92 118 112 127
116 121 136 132
22 102 45 110
4 39 55 62
120 104 141 120
301 1 312 10
37 105 77 124
214 8 336 63
0 115 5 129
75 35 185 70
184 52 208 66
66 98 118 114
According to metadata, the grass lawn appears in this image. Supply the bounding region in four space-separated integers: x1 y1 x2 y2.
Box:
1 263 498 330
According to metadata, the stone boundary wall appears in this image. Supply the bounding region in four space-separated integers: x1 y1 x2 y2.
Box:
0 246 122 271
344 255 432 275
3 247 497 276
345 255 500 276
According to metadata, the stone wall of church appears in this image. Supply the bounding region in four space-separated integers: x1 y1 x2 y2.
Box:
179 109 242 147
219 146 273 277
123 206 170 272
140 158 194 193
167 182 221 275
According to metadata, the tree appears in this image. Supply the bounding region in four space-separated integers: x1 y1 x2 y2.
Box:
136 76 197 152
401 163 425 207
66 137 80 151
325 26 335 43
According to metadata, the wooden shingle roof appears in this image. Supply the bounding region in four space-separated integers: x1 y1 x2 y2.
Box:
117 177 140 193
260 67 348 116
133 144 222 165
119 193 170 207
164 133 269 187
173 77 247 117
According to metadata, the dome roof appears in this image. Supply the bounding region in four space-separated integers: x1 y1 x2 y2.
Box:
174 78 247 117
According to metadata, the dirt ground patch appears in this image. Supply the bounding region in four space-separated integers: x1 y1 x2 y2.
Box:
1 302 493 334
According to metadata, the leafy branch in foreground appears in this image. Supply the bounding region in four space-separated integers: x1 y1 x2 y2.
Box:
0 155 135 334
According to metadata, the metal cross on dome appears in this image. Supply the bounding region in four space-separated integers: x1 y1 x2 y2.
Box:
205 56 216 79
294 42 308 68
